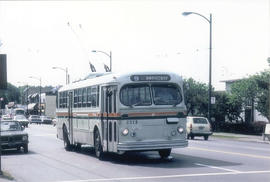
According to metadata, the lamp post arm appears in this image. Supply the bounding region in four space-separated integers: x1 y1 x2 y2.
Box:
188 12 211 23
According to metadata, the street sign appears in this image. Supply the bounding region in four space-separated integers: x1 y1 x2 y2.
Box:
211 96 216 104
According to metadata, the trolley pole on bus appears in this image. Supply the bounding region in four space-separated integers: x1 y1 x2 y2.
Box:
182 12 212 123
92 50 112 72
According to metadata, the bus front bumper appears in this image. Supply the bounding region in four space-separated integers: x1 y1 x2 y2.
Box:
117 139 188 151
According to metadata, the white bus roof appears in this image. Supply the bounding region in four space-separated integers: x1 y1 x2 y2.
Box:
58 71 183 92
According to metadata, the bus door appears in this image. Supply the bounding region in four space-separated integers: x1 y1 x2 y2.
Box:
68 91 74 145
102 86 118 152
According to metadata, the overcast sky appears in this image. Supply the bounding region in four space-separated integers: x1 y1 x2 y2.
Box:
0 0 269 90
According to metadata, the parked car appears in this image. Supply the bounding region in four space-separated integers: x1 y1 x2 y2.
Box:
28 115 42 124
0 120 29 153
186 116 212 140
40 116 52 124
1 114 13 121
13 115 29 127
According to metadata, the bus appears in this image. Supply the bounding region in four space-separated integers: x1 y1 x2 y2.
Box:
56 71 188 159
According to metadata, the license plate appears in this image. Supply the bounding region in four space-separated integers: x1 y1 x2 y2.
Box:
199 126 204 130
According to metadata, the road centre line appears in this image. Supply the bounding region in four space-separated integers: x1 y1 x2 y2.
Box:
189 146 270 160
195 163 241 173
55 170 270 182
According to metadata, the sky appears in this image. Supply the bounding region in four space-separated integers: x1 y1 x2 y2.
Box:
0 0 269 90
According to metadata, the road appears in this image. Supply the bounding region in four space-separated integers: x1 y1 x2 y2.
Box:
2 124 270 182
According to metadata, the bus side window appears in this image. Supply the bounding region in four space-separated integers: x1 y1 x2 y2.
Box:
78 89 82 108
87 87 91 107
91 86 97 108
82 88 87 107
74 89 77 108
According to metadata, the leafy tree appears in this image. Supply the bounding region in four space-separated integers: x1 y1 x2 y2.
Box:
183 78 208 116
0 83 20 108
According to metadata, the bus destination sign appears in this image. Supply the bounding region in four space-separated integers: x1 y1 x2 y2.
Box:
131 75 171 82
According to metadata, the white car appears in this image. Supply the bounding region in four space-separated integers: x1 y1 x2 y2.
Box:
13 115 29 127
186 116 212 140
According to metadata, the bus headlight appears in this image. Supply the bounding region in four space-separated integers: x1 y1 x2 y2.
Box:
122 129 129 136
177 127 184 134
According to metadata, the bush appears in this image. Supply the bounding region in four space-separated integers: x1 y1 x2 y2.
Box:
218 121 266 135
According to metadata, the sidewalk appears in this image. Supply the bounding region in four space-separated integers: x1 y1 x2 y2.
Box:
212 132 270 144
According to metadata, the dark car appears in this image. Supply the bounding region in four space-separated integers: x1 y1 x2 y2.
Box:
28 115 42 124
0 120 29 153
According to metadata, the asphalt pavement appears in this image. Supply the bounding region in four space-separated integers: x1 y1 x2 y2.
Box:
1 125 270 182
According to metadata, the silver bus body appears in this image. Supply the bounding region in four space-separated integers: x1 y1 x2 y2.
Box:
56 71 188 158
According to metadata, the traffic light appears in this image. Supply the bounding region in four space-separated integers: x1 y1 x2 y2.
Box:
0 54 7 89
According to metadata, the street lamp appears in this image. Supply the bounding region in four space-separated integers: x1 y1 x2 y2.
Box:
91 50 112 72
52 66 69 84
29 76 42 116
182 11 212 122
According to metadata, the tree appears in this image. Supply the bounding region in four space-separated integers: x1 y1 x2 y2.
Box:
0 83 20 107
183 78 208 116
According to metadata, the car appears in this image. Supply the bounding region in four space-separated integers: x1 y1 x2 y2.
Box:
1 114 13 121
13 115 29 127
28 115 42 124
186 116 212 140
0 120 29 153
40 116 52 124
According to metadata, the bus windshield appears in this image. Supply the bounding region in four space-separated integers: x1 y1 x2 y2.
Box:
152 84 182 105
120 84 152 106
120 83 182 106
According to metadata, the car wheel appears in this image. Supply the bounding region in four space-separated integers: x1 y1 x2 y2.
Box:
63 126 72 151
94 129 104 159
23 144 28 153
17 146 21 151
204 136 209 140
159 149 171 158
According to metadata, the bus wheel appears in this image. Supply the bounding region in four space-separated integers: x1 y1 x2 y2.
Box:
159 149 171 158
94 130 104 159
63 127 72 151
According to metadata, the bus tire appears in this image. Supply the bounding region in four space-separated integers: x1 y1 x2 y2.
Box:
63 126 72 151
94 129 104 159
159 149 171 158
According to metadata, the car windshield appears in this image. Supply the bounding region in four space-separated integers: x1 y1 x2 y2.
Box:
193 118 208 124
1 121 22 131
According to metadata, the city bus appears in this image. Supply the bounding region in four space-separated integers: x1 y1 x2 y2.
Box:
56 71 188 159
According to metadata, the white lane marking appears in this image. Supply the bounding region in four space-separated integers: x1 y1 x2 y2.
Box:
55 170 270 182
195 163 241 173
189 146 270 160
30 134 55 137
